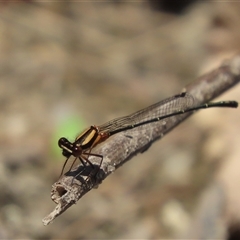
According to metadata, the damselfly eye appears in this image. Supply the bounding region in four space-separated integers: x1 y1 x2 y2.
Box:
58 137 68 147
62 149 71 158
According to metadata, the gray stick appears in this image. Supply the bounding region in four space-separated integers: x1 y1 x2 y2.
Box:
42 55 240 225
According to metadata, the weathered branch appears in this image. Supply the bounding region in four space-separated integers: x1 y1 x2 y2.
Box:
42 55 240 225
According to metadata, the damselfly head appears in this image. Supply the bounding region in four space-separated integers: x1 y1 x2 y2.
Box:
58 137 73 158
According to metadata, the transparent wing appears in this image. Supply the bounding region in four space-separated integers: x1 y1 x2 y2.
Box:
98 93 194 134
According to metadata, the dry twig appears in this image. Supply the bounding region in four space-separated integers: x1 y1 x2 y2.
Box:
42 55 240 225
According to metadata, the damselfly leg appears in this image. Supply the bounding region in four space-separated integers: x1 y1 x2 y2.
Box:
72 152 104 184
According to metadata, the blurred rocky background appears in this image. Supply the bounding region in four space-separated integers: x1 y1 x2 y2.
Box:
0 1 240 239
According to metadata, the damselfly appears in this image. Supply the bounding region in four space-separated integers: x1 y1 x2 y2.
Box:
58 92 238 179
